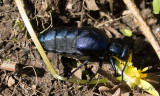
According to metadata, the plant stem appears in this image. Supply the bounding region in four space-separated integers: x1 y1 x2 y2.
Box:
15 0 58 78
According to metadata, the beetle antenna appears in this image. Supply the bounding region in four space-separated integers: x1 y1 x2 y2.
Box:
121 61 127 82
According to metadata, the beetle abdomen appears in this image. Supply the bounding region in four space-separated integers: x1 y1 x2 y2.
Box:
39 27 109 56
39 28 79 54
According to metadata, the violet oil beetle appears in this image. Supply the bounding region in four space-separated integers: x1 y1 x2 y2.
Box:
39 27 130 84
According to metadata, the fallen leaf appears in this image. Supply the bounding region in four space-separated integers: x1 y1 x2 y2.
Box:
112 88 121 96
8 76 15 87
85 0 99 11
98 86 109 91
66 2 73 10
71 68 82 79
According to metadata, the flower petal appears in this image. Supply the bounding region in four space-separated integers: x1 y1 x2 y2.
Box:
113 53 159 96
138 79 159 96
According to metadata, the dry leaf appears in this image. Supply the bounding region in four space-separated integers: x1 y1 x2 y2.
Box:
42 1 48 11
85 0 99 11
66 2 73 10
71 68 82 79
8 76 15 87
121 92 130 96
98 86 110 91
122 10 132 15
90 62 99 74
112 88 121 96
31 85 36 90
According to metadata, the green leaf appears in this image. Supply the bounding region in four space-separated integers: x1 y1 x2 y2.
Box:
77 85 82 89
15 20 23 30
22 74 28 77
120 29 132 37
49 10 53 13
5 58 10 61
12 37 17 42
153 0 160 14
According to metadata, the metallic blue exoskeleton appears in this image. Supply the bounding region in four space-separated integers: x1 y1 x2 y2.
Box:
39 27 109 56
39 27 129 83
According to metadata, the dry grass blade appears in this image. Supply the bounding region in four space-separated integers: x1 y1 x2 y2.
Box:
15 0 58 78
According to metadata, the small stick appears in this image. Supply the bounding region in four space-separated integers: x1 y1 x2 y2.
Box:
0 61 17 71
80 0 85 27
123 0 160 59
105 26 122 38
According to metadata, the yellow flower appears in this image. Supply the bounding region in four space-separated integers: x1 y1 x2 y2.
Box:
113 53 159 96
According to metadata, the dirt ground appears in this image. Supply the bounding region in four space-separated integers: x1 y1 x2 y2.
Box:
0 0 160 96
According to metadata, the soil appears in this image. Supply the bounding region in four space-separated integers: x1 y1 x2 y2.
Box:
0 0 160 96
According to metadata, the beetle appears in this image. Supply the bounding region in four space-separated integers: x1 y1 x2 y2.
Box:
39 27 129 84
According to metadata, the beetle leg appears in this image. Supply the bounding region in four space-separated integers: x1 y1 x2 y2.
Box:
67 58 90 79
85 59 103 86
121 45 129 60
121 46 129 81
110 56 117 77
121 61 127 82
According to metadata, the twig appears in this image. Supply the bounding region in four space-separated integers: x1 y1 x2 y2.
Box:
22 66 38 86
123 0 160 59
0 61 17 71
80 0 85 27
104 26 122 38
11 77 21 96
104 27 113 38
86 13 97 22
109 0 113 13
96 15 129 27
40 12 53 34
